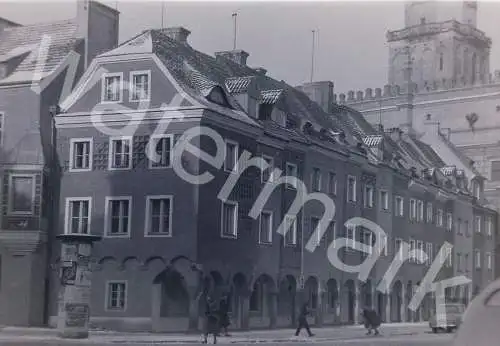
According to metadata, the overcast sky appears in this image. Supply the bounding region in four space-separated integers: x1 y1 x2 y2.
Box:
1 1 499 93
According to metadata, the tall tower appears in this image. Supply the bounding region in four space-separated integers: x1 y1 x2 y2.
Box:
388 0 490 89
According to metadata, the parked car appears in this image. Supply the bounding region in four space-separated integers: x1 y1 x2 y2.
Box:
454 279 500 346
429 303 465 333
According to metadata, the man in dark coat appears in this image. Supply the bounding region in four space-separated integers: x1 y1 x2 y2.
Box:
218 294 231 336
362 306 381 336
203 296 219 344
294 302 315 337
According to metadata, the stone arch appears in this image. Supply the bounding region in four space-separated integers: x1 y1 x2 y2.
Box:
98 256 118 270
391 280 403 322
304 276 319 310
152 269 190 319
361 279 373 309
406 281 414 322
249 274 276 325
121 256 140 270
230 272 248 329
144 256 166 268
278 275 296 323
326 279 339 315
343 280 356 323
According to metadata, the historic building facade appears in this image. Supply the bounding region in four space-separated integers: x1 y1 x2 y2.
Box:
49 24 496 333
0 0 118 326
339 0 500 280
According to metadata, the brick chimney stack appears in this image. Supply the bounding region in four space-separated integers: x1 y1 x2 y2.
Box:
162 27 191 44
215 49 249 66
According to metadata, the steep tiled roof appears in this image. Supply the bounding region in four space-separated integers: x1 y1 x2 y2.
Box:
0 19 78 83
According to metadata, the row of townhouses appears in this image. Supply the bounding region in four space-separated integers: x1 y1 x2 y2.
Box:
0 0 497 332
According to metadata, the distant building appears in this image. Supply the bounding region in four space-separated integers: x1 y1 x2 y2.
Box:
339 0 500 280
52 23 495 333
0 0 118 327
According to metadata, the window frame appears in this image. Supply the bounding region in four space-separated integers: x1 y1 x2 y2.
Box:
395 237 403 261
416 200 424 222
258 210 273 245
437 209 444 227
220 200 238 239
311 167 322 192
487 252 493 270
328 171 337 196
426 202 433 223
129 70 151 102
69 137 93 172
148 134 173 169
101 72 123 103
409 199 417 220
395 196 404 217
104 196 132 238
285 162 298 189
446 213 453 231
380 190 389 211
475 215 482 233
261 155 275 183
0 112 4 147
108 136 133 171
64 197 92 235
224 139 239 173
284 214 297 247
347 175 357 203
364 184 374 208
475 249 481 269
426 243 433 265
7 174 36 216
105 280 127 312
487 216 493 237
144 195 174 238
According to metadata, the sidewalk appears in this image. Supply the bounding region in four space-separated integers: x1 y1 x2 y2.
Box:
0 322 428 344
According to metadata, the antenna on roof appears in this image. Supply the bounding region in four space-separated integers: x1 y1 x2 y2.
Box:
232 11 238 50
161 2 165 29
310 29 317 83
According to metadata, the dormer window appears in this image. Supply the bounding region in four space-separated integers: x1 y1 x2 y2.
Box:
207 87 231 107
102 73 123 103
130 70 150 101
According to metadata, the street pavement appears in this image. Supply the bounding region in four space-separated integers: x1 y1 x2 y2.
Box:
0 323 453 345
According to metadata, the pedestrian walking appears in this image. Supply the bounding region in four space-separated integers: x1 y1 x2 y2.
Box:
362 306 381 336
218 294 231 336
294 301 315 337
202 296 219 344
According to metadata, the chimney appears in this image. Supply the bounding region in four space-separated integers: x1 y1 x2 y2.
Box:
215 49 249 66
76 0 120 69
296 81 334 114
162 27 191 44
254 67 267 75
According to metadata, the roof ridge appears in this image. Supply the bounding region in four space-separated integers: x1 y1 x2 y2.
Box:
3 18 75 30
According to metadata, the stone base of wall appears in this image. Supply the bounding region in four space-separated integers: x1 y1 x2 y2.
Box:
49 316 153 332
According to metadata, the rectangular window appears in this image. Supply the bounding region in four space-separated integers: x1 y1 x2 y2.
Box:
395 238 403 260
221 201 238 238
487 216 493 237
328 172 337 195
446 213 453 231
0 112 4 147
146 196 173 236
108 137 132 170
8 174 35 215
326 221 336 247
457 253 462 272
409 239 416 263
491 160 500 181
284 215 297 246
437 209 444 227
487 252 492 270
465 220 470 237
464 253 469 273
475 215 482 233
106 282 126 311
475 250 481 269
149 135 172 169
105 197 131 237
285 163 298 189
224 140 239 172
457 219 462 235
446 248 453 267
65 198 91 234
261 155 274 183
409 199 416 220
395 196 404 217
311 168 321 192
417 200 424 222
426 203 433 223
259 211 273 244
380 190 389 211
378 234 388 256
130 70 150 101
364 185 374 208
310 216 321 246
346 225 356 252
426 243 433 265
417 240 424 263
361 229 373 255
70 138 92 171
347 175 357 202
102 73 123 102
